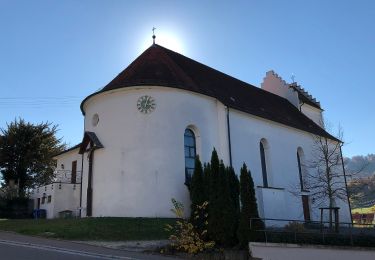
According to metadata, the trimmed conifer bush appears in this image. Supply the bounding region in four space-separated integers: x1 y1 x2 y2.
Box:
206 150 239 246
237 163 264 248
190 156 207 232
227 166 240 245
189 150 258 248
207 149 222 243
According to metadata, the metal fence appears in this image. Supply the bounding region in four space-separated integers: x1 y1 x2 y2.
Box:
250 218 375 247
53 170 82 184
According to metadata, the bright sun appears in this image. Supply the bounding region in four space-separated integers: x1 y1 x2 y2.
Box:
139 29 185 54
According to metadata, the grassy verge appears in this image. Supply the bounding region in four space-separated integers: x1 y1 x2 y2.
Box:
0 217 175 241
352 205 375 214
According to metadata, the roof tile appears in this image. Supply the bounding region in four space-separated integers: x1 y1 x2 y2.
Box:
81 44 338 141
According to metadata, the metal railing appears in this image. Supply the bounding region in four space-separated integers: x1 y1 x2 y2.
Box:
250 218 375 247
53 170 82 184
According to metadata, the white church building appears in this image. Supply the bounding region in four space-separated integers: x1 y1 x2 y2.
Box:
32 43 351 223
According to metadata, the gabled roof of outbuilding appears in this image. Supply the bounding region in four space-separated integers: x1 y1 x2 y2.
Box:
81 44 338 141
54 143 81 157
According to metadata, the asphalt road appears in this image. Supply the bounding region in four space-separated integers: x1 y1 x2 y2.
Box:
0 232 181 260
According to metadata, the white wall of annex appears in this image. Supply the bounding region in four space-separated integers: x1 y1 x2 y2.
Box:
52 183 81 218
31 148 84 219
32 183 80 219
54 149 82 183
32 185 54 219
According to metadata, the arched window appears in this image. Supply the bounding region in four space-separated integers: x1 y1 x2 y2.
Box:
260 139 268 187
184 129 196 185
297 148 305 191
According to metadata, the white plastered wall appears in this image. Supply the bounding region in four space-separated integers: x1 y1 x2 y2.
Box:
81 86 229 218
78 85 350 223
32 148 83 218
229 109 351 223
32 183 81 219
32 185 55 219
301 104 324 127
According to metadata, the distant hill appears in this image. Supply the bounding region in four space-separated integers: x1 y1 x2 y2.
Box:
345 154 375 209
344 154 375 177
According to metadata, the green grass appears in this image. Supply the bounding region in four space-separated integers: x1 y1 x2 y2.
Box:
0 217 176 241
352 205 375 214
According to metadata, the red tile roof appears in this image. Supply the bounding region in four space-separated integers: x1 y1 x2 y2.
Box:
81 44 338 141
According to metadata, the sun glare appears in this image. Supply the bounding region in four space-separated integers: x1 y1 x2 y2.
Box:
138 30 185 54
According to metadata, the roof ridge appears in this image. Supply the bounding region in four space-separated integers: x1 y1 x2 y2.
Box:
157 45 261 90
158 46 312 111
155 45 199 88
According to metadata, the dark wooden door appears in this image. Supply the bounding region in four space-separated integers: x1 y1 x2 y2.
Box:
71 161 77 184
37 198 40 209
302 195 311 221
86 150 94 217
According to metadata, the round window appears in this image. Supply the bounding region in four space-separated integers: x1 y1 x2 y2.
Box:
92 114 99 126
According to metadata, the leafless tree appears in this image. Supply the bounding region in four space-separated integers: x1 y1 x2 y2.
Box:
289 123 368 227
304 125 368 227
305 130 345 205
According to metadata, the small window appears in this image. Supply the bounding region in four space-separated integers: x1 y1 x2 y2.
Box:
184 129 196 185
92 113 99 126
47 195 52 203
41 197 45 204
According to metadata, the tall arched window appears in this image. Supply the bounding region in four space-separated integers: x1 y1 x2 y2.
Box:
184 129 196 185
297 148 305 191
260 139 268 187
297 147 310 221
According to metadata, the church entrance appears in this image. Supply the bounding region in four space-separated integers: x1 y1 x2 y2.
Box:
302 195 311 221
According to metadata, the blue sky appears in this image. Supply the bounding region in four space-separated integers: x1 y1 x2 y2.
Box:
0 0 374 157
